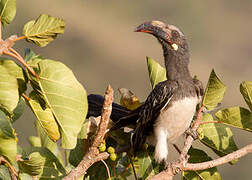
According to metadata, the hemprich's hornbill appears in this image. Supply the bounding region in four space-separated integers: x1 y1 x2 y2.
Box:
87 21 204 164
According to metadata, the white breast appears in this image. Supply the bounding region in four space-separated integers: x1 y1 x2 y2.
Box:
157 96 198 142
148 96 198 163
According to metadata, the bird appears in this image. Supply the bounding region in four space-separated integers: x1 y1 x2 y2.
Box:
87 20 204 164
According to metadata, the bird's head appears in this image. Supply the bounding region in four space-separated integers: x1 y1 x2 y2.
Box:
135 21 188 56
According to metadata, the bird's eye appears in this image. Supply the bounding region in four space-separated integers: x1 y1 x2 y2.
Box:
171 30 180 38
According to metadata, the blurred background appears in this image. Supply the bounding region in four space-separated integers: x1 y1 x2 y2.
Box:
5 0 252 179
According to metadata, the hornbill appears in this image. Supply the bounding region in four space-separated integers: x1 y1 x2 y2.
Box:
87 21 204 163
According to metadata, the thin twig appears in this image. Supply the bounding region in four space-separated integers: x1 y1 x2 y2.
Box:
63 85 114 180
3 49 38 79
128 154 137 180
9 47 39 79
184 143 252 170
101 159 111 180
0 156 18 180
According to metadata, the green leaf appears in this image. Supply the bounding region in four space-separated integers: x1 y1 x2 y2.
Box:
0 111 17 164
0 65 19 114
32 60 88 149
198 113 238 164
23 14 65 47
11 97 25 123
18 173 33 180
28 136 41 147
202 69 226 110
0 0 16 26
35 120 63 164
18 147 66 178
69 139 86 167
215 106 252 132
0 165 11 180
0 59 27 94
240 81 252 111
28 91 60 142
135 151 155 179
146 56 166 89
183 148 222 180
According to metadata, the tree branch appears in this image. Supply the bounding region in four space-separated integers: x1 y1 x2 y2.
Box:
63 85 114 180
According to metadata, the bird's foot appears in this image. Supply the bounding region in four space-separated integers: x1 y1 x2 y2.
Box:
185 128 198 140
164 161 182 174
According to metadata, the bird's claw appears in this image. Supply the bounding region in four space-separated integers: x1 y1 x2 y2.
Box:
164 161 182 174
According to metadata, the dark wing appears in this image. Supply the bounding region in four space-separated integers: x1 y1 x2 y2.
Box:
132 80 178 153
87 94 131 122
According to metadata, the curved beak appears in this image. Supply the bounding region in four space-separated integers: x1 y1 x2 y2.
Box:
134 21 172 44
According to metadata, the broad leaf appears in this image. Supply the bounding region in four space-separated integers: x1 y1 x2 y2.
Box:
134 151 155 179
202 69 226 110
0 165 11 180
11 97 25 122
23 14 65 47
28 91 60 142
18 147 66 178
0 111 17 164
146 56 166 89
119 88 141 110
35 120 63 164
0 0 16 26
215 106 252 132
18 173 33 180
183 148 222 180
33 60 88 149
69 139 87 167
0 65 19 114
240 81 252 111
198 113 238 164
0 59 27 94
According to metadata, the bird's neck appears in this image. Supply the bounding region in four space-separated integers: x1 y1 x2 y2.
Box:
163 47 191 82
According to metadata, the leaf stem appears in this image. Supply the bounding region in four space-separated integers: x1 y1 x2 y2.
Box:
14 35 26 42
21 93 30 101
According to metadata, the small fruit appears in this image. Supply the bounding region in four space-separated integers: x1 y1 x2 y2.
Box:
107 146 115 154
99 143 106 152
110 153 117 161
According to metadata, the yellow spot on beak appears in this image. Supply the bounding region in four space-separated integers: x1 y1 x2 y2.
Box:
171 43 178 51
